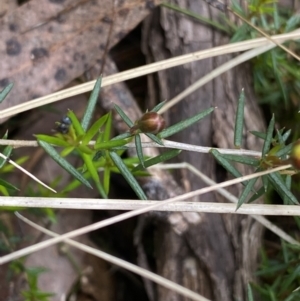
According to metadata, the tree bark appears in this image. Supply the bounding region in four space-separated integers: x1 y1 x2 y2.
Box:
140 2 266 300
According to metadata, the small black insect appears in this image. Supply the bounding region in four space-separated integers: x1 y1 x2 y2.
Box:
56 116 72 134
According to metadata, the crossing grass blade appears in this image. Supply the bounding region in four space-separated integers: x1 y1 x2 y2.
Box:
234 89 245 148
262 114 275 156
135 134 145 168
114 104 134 127
38 140 92 189
0 83 13 104
158 107 214 139
109 151 147 200
94 139 129 150
81 77 102 131
132 149 181 172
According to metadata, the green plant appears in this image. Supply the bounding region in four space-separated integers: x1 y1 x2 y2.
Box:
36 78 215 200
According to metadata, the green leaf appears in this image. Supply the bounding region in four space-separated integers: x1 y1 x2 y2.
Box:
247 284 254 301
67 110 85 135
60 146 75 157
0 146 13 168
77 145 94 155
145 133 164 145
0 83 13 104
282 129 291 142
275 143 293 158
103 111 112 142
150 100 167 113
268 172 298 205
38 140 92 189
234 89 245 148
248 186 265 203
81 77 102 131
283 175 292 205
249 131 266 140
114 104 134 127
109 151 147 200
158 107 214 139
262 114 275 156
103 168 111 195
236 176 258 210
210 149 246 185
262 175 269 192
222 154 260 166
94 139 128 150
132 149 181 172
35 135 70 147
82 113 108 145
111 132 132 141
0 178 19 191
81 152 107 198
135 134 145 167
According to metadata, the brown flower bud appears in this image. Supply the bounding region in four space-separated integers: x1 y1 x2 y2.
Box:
291 139 300 169
130 112 166 135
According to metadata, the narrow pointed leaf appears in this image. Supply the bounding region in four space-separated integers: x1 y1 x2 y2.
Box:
282 129 291 142
249 131 266 140
36 135 70 147
132 149 181 172
248 186 265 203
275 143 293 158
151 100 167 113
145 133 164 145
109 151 147 200
103 111 112 142
77 145 94 155
135 134 145 167
103 168 111 195
111 132 132 140
82 113 108 145
210 149 246 185
262 175 269 192
262 114 275 156
0 146 13 168
283 175 292 205
2 130 8 139
0 83 13 104
0 178 19 191
60 146 75 157
81 77 102 131
236 176 258 210
158 107 214 139
276 129 284 145
268 172 298 205
94 139 128 150
234 89 245 148
114 104 134 127
247 284 254 301
38 140 92 189
67 110 85 135
81 152 107 198
222 154 260 166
